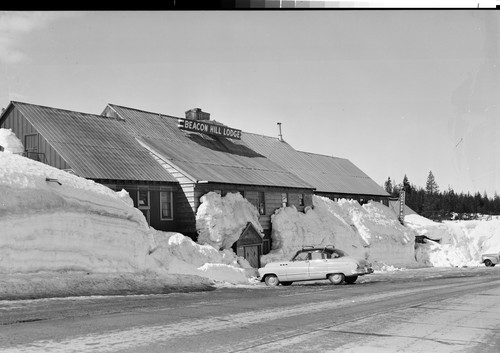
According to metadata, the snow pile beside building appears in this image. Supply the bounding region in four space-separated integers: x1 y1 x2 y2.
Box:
406 214 500 267
148 230 252 283
0 128 23 153
342 199 416 268
262 198 367 263
0 151 252 299
262 196 419 269
265 196 499 270
0 153 153 274
196 192 263 250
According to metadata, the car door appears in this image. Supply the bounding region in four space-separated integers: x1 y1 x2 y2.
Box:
308 251 329 279
286 251 311 281
327 251 352 274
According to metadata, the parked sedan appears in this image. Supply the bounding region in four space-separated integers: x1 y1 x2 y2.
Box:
258 246 373 286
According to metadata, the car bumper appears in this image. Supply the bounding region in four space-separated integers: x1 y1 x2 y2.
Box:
353 267 374 275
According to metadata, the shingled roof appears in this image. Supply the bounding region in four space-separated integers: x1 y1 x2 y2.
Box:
2 102 178 182
103 104 315 189
241 132 389 197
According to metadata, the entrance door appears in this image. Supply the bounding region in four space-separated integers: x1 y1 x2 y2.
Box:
244 246 260 268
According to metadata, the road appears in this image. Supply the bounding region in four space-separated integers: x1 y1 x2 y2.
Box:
0 267 499 352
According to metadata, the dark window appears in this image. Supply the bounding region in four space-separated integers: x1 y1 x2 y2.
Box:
137 190 150 225
138 190 149 207
298 193 304 206
160 191 173 220
281 193 288 207
258 192 265 215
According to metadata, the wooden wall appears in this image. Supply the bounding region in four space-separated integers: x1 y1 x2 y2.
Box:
194 183 314 247
99 181 180 233
1 107 71 170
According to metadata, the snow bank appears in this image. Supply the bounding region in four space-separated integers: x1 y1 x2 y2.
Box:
196 192 263 250
406 214 500 267
265 196 500 270
148 230 253 283
262 196 419 269
0 128 24 154
0 153 152 274
343 200 416 268
0 146 255 298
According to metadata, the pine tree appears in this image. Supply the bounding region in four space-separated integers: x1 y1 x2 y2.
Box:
402 174 411 194
425 171 439 194
423 171 439 219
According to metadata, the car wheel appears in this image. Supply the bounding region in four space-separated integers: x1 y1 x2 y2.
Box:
281 281 293 286
328 273 344 285
264 274 280 287
484 259 494 267
344 275 358 284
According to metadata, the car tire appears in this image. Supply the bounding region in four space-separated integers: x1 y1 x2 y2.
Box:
328 273 344 285
344 275 358 284
281 281 293 286
484 259 494 267
264 274 280 287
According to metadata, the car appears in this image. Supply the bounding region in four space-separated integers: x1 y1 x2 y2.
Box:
481 253 500 267
258 245 374 287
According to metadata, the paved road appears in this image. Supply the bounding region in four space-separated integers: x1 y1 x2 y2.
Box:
0 268 499 352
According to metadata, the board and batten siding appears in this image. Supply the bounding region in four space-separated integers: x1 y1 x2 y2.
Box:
195 184 313 237
1 107 71 170
145 151 200 237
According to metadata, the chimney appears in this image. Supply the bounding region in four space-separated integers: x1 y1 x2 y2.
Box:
186 108 210 121
277 122 283 141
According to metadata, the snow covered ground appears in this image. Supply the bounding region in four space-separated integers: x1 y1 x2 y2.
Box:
1 128 499 299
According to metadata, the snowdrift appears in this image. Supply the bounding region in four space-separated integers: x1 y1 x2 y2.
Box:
263 196 418 269
0 152 253 299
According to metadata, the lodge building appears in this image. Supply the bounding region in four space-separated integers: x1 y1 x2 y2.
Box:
0 101 389 266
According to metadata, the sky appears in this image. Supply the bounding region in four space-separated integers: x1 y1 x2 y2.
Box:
0 9 498 196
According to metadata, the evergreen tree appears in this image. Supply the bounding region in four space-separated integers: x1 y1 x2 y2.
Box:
423 171 439 219
425 171 439 194
384 177 393 195
402 174 411 194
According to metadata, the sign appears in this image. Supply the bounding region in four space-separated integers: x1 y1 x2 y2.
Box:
178 118 242 140
399 190 406 224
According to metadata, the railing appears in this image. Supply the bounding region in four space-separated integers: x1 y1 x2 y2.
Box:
21 151 47 164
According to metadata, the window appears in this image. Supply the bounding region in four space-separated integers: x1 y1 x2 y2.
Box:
298 193 304 206
137 190 150 225
138 190 149 207
160 191 174 220
293 252 309 261
258 192 265 215
311 251 323 260
281 193 288 207
24 134 38 153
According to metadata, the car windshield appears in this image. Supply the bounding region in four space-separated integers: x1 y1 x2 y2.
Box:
293 252 309 261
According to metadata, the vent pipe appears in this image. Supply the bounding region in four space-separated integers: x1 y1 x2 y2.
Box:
277 122 283 141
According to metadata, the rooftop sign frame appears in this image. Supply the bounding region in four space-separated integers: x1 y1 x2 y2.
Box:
178 118 242 140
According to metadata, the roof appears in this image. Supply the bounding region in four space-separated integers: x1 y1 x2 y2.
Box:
3 102 178 182
241 132 389 197
104 104 315 189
